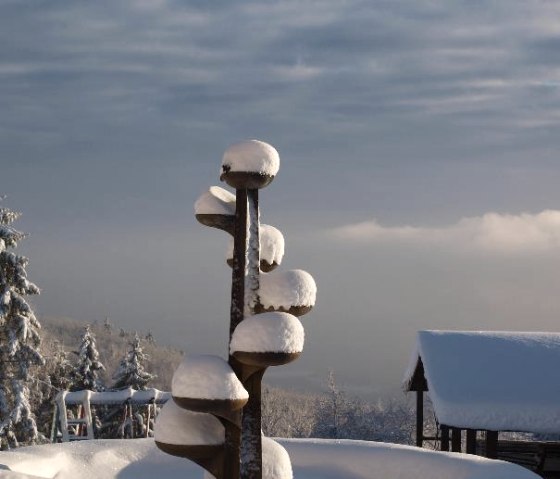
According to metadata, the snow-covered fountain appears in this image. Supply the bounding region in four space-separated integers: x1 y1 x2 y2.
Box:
155 140 317 479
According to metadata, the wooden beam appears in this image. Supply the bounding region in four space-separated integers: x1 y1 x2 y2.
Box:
441 425 450 452
409 358 428 391
451 428 462 453
416 390 424 447
466 429 477 455
486 430 498 459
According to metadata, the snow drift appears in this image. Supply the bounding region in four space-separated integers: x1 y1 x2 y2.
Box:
0 438 538 479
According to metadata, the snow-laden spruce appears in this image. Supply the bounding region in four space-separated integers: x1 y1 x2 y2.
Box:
230 312 304 354
0 201 43 448
72 325 105 392
194 186 236 216
172 355 248 401
259 270 317 310
227 224 285 268
205 437 293 479
154 400 224 446
112 333 155 391
221 140 280 176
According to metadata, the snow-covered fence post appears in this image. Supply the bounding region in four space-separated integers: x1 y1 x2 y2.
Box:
155 140 316 479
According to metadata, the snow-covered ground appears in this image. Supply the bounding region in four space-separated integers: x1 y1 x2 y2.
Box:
0 438 538 479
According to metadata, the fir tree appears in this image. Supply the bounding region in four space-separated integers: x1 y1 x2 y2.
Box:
0 201 44 449
35 341 74 438
72 325 105 391
103 316 112 335
112 333 155 390
49 342 74 393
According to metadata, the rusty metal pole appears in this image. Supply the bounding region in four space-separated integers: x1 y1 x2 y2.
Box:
240 188 262 479
224 188 248 479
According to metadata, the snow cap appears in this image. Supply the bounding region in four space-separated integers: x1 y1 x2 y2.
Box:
154 401 224 445
204 437 292 479
194 186 236 216
226 224 285 266
172 354 248 401
230 312 304 354
259 270 317 310
221 140 280 176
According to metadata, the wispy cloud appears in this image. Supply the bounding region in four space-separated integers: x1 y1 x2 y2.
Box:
330 210 560 254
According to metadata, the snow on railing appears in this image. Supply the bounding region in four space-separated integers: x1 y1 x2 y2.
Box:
57 387 171 405
53 388 171 442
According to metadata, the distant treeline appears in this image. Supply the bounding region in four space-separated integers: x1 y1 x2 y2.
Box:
39 316 423 445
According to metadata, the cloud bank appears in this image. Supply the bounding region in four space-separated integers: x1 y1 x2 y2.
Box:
330 210 560 254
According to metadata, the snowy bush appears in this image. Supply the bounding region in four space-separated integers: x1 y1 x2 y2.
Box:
261 375 418 446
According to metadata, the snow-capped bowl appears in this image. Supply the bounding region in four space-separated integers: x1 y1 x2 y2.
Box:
230 312 304 368
220 140 280 189
194 186 236 234
257 269 317 317
226 224 285 272
171 354 248 416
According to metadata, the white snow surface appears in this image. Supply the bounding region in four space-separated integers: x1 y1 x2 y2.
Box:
0 438 538 479
226 224 285 266
230 312 304 354
172 355 248 401
194 186 236 215
154 401 224 446
403 330 560 433
221 140 280 176
204 437 292 479
259 270 316 309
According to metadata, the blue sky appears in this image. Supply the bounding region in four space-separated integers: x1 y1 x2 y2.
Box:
2 0 560 395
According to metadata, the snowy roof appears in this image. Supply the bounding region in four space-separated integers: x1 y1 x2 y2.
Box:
154 400 224 446
221 139 280 176
230 312 304 354
403 330 560 433
194 186 236 216
259 270 316 310
172 354 248 401
57 388 171 405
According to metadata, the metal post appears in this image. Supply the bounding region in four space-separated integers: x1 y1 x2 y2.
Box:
240 188 262 479
240 369 265 479
224 188 248 479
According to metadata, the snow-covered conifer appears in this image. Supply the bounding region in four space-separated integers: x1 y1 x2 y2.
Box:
112 333 155 391
35 341 74 437
72 325 105 391
0 201 44 449
103 317 112 335
49 342 74 392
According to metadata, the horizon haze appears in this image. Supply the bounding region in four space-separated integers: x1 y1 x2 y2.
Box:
2 0 560 397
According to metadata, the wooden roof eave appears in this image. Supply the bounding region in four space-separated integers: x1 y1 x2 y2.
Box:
408 357 428 392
